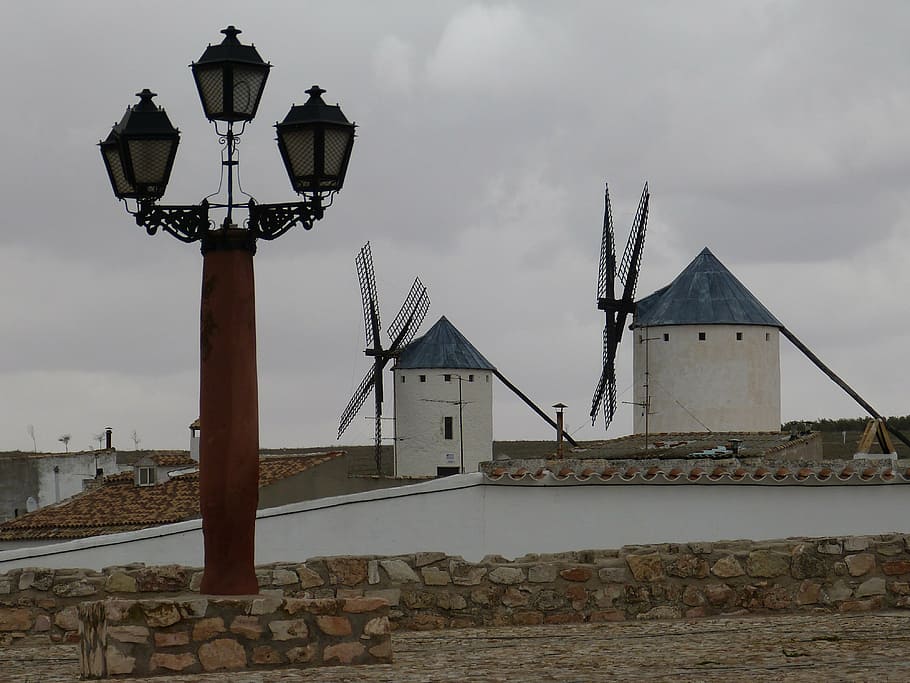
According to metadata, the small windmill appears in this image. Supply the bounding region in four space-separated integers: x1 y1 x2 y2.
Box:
338 242 430 473
590 182 650 429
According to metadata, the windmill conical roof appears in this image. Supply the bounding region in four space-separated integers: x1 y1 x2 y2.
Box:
395 316 496 370
632 247 782 328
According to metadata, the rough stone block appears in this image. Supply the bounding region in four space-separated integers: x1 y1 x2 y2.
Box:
324 641 366 664
882 560 910 576
529 564 558 583
844 537 870 553
421 567 451 586
846 553 876 577
415 552 447 567
150 651 197 672
626 554 664 582
0 607 34 631
666 555 709 579
560 566 594 582
326 558 369 586
746 550 789 578
450 561 487 586
199 638 247 671
855 577 886 597
488 567 525 585
380 559 420 583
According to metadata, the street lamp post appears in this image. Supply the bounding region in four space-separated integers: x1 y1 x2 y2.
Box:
99 26 355 595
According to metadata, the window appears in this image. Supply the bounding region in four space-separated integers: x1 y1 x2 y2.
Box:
444 374 452 382
137 466 155 486
468 374 474 382
486 374 490 383
766 332 771 341
437 466 460 478
698 332 706 341
444 417 454 440
736 332 743 341
419 375 426 383
663 333 669 342
401 375 406 383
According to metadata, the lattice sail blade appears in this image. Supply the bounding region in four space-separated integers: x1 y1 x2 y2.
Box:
356 242 381 349
388 278 430 351
338 365 377 439
596 183 616 302
617 182 650 302
590 321 619 426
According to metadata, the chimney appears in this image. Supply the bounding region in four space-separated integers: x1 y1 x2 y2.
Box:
553 403 567 458
105 427 113 450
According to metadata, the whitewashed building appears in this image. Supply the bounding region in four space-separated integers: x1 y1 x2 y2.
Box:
392 317 495 477
631 248 782 434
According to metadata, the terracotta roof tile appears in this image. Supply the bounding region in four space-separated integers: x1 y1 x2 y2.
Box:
0 451 342 541
482 459 910 487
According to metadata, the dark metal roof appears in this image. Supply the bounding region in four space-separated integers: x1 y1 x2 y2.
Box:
633 248 782 328
395 316 496 370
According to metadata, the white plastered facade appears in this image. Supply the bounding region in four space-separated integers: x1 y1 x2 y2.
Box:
632 324 781 433
392 368 493 477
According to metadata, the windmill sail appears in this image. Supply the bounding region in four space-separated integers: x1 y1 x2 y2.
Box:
338 242 430 473
590 182 650 429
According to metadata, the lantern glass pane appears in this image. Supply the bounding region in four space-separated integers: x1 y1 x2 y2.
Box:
103 145 135 197
194 64 224 118
282 128 315 177
232 65 267 118
323 128 351 181
127 139 174 184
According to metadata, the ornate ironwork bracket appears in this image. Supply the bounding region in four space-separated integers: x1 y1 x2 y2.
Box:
135 200 211 243
247 199 324 241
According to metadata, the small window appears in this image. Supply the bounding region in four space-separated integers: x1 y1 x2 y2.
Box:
401 375 406 383
486 374 490 382
766 332 771 341
698 332 706 341
663 333 669 342
736 332 743 341
444 417 454 440
468 374 474 382
419 375 426 383
444 374 452 382
137 466 156 487
436 466 460 478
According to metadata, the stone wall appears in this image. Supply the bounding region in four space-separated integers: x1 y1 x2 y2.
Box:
3 533 910 643
78 595 390 677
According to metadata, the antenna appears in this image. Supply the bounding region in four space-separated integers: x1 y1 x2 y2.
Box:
338 242 430 474
591 182 650 430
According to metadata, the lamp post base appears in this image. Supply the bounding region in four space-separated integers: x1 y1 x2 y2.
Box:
198 229 259 595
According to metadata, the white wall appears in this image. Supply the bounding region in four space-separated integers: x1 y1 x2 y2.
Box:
2 475 908 571
632 324 781 433
393 369 493 477
36 451 123 507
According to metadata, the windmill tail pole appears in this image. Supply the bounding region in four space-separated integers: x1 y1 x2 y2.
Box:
779 326 910 450
492 369 579 447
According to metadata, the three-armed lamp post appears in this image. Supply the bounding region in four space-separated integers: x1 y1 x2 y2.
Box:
99 26 355 595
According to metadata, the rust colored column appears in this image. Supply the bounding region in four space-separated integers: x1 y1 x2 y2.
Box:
198 229 260 595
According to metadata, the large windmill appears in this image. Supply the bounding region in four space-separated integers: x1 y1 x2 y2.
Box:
338 242 430 473
590 182 650 429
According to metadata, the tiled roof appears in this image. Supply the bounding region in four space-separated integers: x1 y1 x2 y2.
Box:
484 460 908 487
0 452 342 541
147 452 196 467
633 247 782 328
395 316 496 370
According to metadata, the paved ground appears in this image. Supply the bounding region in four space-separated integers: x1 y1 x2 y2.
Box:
5 611 910 682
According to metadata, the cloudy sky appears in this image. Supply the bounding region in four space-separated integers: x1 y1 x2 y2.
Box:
2 1 909 452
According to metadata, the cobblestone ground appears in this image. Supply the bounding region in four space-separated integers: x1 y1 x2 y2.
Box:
5 611 910 682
